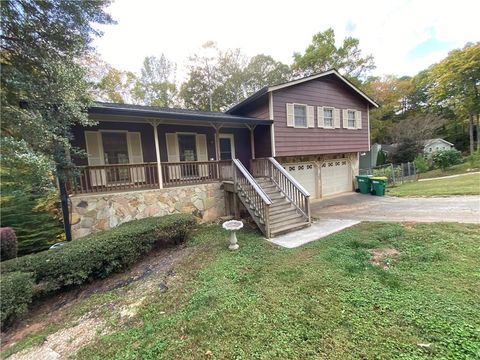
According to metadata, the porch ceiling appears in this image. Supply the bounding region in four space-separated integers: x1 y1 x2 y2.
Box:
89 102 273 126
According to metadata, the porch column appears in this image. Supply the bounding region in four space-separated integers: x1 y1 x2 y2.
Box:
246 124 256 159
211 123 223 160
150 120 163 189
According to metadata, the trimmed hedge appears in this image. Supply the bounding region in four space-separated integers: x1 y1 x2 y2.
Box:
1 272 34 329
1 214 196 296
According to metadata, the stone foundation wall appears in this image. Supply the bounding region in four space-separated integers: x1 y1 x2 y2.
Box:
70 183 225 239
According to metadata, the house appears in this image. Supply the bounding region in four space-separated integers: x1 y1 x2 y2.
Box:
359 143 382 170
423 138 454 154
68 69 378 239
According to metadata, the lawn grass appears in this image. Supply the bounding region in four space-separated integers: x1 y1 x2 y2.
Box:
418 162 479 179
387 173 480 197
73 222 480 360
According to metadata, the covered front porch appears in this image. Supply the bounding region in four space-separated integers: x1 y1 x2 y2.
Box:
68 103 273 195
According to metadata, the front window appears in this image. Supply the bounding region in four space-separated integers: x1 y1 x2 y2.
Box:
102 132 130 183
294 105 307 128
348 110 356 128
324 108 333 127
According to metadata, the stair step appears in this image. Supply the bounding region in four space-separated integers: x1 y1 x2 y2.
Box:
271 221 311 237
270 208 300 221
270 213 304 225
270 200 291 208
268 193 285 200
270 204 293 215
260 183 277 189
271 215 305 228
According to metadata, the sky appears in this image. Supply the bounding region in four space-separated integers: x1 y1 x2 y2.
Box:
93 0 479 81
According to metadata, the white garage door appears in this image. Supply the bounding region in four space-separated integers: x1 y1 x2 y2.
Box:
283 163 317 198
321 159 352 197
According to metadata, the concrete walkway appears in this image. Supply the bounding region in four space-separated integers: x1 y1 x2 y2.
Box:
269 219 360 248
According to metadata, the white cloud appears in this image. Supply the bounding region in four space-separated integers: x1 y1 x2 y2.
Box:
93 0 479 79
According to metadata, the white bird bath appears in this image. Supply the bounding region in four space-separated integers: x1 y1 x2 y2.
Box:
222 220 243 250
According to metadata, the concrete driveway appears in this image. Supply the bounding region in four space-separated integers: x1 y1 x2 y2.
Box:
311 193 480 224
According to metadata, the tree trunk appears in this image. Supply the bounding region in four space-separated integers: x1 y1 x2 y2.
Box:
476 114 479 152
469 114 474 155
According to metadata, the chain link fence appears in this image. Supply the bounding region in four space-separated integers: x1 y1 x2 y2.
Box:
359 162 417 185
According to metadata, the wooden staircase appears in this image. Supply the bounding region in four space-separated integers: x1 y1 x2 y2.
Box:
231 158 311 238
255 177 310 237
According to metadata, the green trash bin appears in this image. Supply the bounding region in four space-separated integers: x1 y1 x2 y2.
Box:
356 175 372 194
370 176 387 196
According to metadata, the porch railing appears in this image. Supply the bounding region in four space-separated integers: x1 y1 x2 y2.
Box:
68 160 233 194
251 157 311 222
161 160 232 187
233 159 272 237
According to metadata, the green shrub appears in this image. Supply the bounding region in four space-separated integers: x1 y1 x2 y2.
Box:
0 272 34 329
0 192 64 255
373 165 401 182
414 155 429 173
1 227 18 260
1 214 196 295
376 150 387 166
465 150 480 168
432 149 462 171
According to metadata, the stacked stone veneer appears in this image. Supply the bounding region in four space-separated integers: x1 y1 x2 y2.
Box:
70 183 224 239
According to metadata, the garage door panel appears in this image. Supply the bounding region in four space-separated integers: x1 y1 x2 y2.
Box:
283 163 317 198
321 160 351 196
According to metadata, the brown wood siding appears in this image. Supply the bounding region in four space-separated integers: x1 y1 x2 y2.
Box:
70 122 156 166
232 96 272 158
233 96 269 119
71 121 252 168
272 76 369 157
253 125 272 158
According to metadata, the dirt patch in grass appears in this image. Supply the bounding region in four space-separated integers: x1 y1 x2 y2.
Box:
8 316 105 360
403 222 417 230
368 247 400 269
1 243 201 357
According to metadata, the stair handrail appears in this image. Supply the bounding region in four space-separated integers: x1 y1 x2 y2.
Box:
268 157 310 197
251 157 311 222
232 159 272 205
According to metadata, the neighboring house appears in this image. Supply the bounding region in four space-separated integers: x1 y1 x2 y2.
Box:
68 69 378 239
423 138 454 154
359 143 382 170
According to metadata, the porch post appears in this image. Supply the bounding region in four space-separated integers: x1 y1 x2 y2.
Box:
150 120 163 189
247 124 256 159
211 122 223 161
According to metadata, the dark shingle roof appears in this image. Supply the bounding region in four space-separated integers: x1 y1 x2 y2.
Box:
89 102 273 125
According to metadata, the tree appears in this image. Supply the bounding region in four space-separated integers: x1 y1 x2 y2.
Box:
180 43 292 111
292 28 375 80
133 55 177 107
180 42 220 111
1 0 113 163
97 66 138 104
388 114 447 143
426 43 480 154
390 139 422 164
242 54 291 95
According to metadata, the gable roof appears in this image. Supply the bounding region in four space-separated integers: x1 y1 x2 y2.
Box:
423 138 454 147
89 102 273 126
227 69 379 114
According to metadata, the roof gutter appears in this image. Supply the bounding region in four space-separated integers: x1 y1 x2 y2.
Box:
89 106 273 126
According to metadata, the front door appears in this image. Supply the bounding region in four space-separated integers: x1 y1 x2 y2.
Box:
102 132 130 183
178 134 198 177
219 134 235 160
